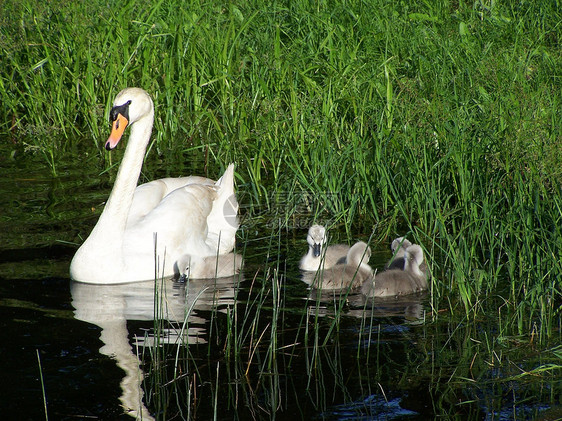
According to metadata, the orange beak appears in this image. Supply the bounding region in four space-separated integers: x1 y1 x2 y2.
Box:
105 113 129 150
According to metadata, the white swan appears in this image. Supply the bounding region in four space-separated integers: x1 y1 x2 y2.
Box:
70 88 239 284
304 241 373 290
362 244 428 298
299 225 349 271
175 252 243 280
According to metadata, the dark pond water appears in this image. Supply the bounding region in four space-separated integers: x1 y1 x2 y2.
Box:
1 146 560 420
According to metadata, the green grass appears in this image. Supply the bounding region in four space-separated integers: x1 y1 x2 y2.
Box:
2 0 561 390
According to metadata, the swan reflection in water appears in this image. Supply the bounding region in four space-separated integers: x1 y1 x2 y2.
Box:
304 282 427 323
71 275 242 420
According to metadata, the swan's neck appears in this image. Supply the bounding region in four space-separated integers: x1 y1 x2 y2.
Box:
91 113 154 244
406 257 423 277
359 261 372 273
348 248 366 268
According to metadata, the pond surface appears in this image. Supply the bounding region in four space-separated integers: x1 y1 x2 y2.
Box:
0 145 560 420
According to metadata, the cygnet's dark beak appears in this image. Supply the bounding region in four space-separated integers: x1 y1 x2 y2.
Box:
313 243 321 257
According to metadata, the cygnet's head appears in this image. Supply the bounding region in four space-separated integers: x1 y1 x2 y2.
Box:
347 241 371 267
391 236 412 257
404 244 424 270
175 254 196 282
307 225 327 257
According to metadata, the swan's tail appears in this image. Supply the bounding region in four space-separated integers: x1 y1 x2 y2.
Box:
205 163 239 254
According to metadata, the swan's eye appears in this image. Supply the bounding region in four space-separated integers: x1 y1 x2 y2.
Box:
109 100 132 122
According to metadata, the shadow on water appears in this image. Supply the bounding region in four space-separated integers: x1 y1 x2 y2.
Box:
0 146 560 420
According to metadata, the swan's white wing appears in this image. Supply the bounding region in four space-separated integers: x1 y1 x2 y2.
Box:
127 176 215 228
205 164 238 254
122 184 218 277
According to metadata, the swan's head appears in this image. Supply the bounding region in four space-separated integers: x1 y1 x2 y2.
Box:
307 225 327 257
106 87 154 150
391 236 412 257
347 241 371 266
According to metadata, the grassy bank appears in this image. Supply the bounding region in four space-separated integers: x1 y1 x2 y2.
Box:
1 0 561 336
